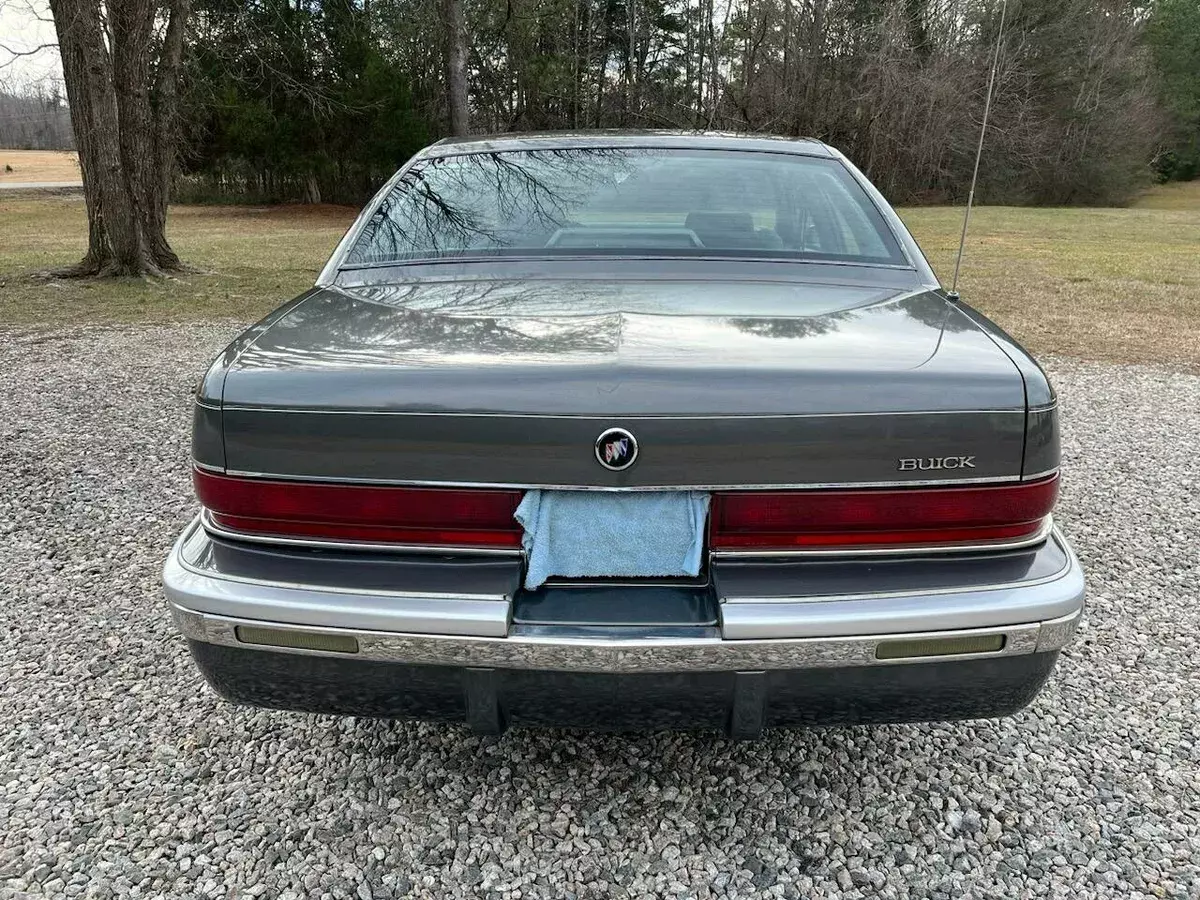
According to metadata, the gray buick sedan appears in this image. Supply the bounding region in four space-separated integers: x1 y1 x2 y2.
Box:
164 132 1084 736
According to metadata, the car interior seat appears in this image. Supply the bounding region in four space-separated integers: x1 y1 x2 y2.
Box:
684 211 783 250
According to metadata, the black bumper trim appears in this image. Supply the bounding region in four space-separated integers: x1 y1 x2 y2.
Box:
188 640 1060 736
729 671 768 739
464 667 506 735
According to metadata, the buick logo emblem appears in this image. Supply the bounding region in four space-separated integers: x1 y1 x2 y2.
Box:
595 427 638 471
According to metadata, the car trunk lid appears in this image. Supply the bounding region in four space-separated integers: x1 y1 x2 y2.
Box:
214 277 1029 488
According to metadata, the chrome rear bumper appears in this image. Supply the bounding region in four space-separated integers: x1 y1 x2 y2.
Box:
171 600 1080 673
164 516 1085 672
165 516 1084 733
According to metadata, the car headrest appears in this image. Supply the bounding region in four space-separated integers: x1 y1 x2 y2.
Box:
684 212 755 234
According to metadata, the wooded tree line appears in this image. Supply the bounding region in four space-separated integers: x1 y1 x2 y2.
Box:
7 0 1198 277
0 82 73 150
173 0 1198 206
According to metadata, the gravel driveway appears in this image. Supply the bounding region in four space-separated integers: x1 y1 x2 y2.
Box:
2 324 1198 900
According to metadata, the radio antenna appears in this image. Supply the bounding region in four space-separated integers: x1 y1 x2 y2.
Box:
949 0 1008 301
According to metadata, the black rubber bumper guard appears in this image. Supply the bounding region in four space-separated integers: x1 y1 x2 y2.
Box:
465 666 769 738
188 640 1060 738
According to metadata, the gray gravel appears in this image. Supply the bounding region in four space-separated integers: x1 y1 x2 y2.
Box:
1 324 1198 900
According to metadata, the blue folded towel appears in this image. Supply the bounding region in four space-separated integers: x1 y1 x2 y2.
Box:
515 490 711 589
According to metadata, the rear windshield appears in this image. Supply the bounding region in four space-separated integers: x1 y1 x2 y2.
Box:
345 148 908 267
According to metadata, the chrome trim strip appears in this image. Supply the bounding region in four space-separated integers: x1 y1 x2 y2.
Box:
199 509 523 558
712 517 1054 560
1036 610 1082 653
215 406 1025 420
170 602 1081 673
193 460 224 474
1028 401 1058 414
541 575 710 589
826 146 926 278
337 255 918 274
208 471 1025 491
422 140 835 161
1022 467 1060 482
317 163 416 286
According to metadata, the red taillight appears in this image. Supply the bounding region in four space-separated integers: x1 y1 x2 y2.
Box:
710 475 1058 550
194 469 523 548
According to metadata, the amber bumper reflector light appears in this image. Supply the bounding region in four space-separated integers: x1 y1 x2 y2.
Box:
875 634 1005 660
235 625 359 654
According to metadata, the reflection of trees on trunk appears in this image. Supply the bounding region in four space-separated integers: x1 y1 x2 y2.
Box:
727 313 850 341
248 288 620 366
344 273 911 321
341 309 619 357
892 292 978 333
240 281 969 372
727 291 973 341
350 277 640 315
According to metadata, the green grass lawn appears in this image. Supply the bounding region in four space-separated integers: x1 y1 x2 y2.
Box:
2 182 1198 369
899 180 1200 370
0 196 356 325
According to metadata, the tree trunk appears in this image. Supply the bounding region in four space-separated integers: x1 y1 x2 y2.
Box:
152 0 191 268
571 0 581 128
48 0 188 277
801 0 827 136
51 0 107 273
623 0 635 124
109 0 165 274
443 0 470 136
302 173 322 205
782 0 793 131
